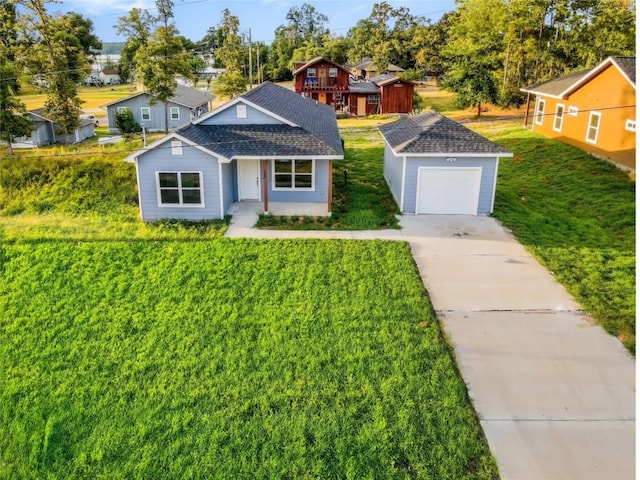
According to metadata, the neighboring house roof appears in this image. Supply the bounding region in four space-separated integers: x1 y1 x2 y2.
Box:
379 111 513 155
352 57 405 73
521 56 636 99
103 84 214 109
101 69 119 75
348 81 380 94
370 74 414 87
293 56 351 76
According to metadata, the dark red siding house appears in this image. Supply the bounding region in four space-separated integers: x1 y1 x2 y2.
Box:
293 57 351 112
293 57 415 116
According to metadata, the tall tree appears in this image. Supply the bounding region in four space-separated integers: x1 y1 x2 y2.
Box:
14 0 87 143
212 8 246 98
133 0 190 133
62 12 102 57
115 8 154 83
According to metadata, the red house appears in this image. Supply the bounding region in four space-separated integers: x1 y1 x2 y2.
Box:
293 57 351 112
293 57 415 116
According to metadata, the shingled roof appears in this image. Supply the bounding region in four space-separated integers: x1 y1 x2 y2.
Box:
177 81 343 160
104 84 214 108
379 111 512 155
521 56 635 98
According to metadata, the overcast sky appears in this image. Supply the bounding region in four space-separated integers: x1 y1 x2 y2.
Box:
52 0 455 44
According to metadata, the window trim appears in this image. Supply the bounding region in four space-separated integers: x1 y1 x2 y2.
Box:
625 119 636 132
368 94 380 104
117 106 128 114
170 107 180 120
553 103 565 132
535 98 545 125
141 107 151 121
155 171 205 208
307 68 316 78
585 111 601 144
328 67 338 77
271 159 315 191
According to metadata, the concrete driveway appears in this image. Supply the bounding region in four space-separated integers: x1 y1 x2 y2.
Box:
225 211 636 479
400 215 635 480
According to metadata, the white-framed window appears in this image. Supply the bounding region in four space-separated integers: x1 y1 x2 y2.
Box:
141 107 151 121
586 112 601 144
553 104 565 132
535 98 545 125
335 92 342 101
307 68 316 78
236 104 247 118
170 107 180 120
156 171 203 206
625 119 636 132
368 95 380 104
328 67 338 77
272 159 314 190
171 140 183 155
117 106 128 114
568 106 579 116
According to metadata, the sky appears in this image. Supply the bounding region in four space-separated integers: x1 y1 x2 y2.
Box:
50 0 456 45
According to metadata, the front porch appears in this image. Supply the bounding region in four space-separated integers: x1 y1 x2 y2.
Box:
228 201 331 218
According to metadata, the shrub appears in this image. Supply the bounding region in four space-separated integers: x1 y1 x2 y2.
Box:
114 109 141 135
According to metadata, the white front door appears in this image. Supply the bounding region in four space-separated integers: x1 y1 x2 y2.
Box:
238 160 260 200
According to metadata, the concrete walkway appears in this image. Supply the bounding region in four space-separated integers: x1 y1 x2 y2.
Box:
225 208 636 480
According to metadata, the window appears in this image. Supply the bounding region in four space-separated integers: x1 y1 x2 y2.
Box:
117 106 128 114
535 99 545 125
157 172 203 206
141 107 151 121
170 107 180 120
328 67 338 77
553 104 565 132
307 68 316 78
273 160 314 190
335 92 342 101
236 104 247 118
568 106 579 116
368 95 380 104
586 112 601 144
625 119 636 132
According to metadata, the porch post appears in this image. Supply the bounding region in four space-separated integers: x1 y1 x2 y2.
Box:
523 92 531 127
327 160 333 214
262 159 269 213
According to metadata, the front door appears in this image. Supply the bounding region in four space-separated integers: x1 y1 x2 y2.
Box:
238 160 260 200
318 92 327 104
357 96 367 116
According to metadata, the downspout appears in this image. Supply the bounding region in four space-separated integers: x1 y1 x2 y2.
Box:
523 92 531 127
262 160 269 213
327 160 333 215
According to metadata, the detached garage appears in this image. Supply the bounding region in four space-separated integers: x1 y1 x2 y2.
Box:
379 111 513 215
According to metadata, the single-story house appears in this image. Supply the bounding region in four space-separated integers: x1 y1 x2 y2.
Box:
379 111 513 215
13 109 95 147
521 56 635 171
103 84 215 133
349 57 405 80
124 81 344 221
99 69 120 85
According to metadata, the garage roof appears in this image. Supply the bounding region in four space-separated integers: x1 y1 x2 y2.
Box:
379 111 513 156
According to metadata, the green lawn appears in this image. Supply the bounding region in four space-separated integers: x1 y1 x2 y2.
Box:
473 123 636 353
0 238 497 479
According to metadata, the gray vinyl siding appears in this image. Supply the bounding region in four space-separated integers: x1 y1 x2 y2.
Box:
108 95 200 133
267 159 330 203
403 156 498 214
136 139 222 221
383 142 404 209
200 102 281 125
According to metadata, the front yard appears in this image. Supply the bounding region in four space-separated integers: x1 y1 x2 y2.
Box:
0 238 497 479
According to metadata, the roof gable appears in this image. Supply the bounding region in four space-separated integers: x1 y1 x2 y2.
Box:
379 111 512 156
522 56 636 98
292 57 350 76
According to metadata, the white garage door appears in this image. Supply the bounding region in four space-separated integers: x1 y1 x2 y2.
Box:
416 167 482 215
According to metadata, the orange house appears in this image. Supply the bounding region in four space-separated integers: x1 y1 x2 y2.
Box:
522 57 636 171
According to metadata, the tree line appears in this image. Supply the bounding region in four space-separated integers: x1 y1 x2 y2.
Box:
1 0 635 150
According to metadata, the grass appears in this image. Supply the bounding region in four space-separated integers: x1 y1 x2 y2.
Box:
472 123 636 353
0 238 498 479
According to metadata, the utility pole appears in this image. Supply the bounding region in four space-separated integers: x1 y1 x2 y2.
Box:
248 28 253 89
